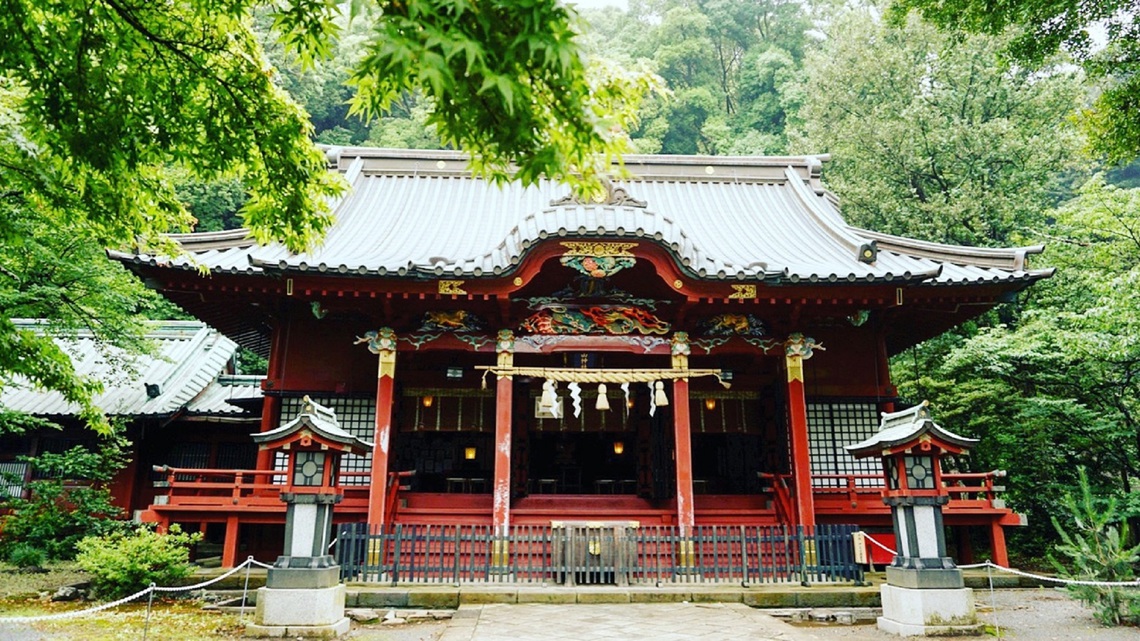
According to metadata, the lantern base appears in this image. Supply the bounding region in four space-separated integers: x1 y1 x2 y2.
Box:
267 564 341 590
886 565 964 589
247 584 348 638
878 584 982 637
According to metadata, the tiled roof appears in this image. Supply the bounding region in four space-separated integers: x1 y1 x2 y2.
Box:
846 402 977 457
1 320 257 418
185 375 263 416
110 148 1051 287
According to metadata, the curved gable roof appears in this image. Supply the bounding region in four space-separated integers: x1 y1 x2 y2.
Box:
111 148 1051 287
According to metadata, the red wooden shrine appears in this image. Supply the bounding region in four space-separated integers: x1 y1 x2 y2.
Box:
116 149 1045 567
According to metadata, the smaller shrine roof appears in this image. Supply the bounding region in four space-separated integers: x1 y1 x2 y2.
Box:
845 401 977 458
184 375 264 419
253 395 372 453
2 320 251 419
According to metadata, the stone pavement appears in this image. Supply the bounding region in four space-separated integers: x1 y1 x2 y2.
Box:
435 602 823 641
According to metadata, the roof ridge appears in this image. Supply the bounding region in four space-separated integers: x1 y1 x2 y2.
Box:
852 227 1043 270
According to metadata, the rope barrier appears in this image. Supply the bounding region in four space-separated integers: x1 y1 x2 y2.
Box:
860 535 1140 588
0 558 261 624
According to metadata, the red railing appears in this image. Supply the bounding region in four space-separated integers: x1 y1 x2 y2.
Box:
149 465 371 509
810 470 1008 509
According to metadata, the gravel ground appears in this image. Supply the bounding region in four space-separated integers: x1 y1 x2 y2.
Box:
4 588 1135 640
797 588 1137 640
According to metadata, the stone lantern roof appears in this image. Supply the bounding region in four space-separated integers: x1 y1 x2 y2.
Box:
252 395 372 455
845 401 976 459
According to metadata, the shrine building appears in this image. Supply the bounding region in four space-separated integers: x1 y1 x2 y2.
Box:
111 148 1046 570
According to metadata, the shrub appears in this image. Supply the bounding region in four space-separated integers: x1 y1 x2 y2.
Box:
0 432 129 560
7 543 47 569
75 524 203 599
1050 468 1140 626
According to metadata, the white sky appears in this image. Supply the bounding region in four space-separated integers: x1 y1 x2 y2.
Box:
568 0 629 9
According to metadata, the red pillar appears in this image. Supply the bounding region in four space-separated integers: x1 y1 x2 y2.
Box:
785 334 818 529
671 333 695 538
673 378 695 534
256 321 288 470
365 329 397 528
255 396 281 470
222 514 240 568
989 521 1009 567
492 331 515 537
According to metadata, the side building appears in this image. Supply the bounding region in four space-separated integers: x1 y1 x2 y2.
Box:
0 320 265 559
110 148 1044 568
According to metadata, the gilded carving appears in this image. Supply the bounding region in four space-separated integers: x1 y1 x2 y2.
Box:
561 253 636 279
784 332 824 383
496 329 515 372
560 241 639 258
355 328 397 379
785 333 825 359
438 280 467 295
671 332 691 369
698 313 767 337
728 284 757 299
519 305 670 336
421 310 484 332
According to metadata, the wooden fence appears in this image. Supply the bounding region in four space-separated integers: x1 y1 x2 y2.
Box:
334 523 864 586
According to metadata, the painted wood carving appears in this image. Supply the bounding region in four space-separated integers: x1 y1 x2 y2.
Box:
519 305 671 335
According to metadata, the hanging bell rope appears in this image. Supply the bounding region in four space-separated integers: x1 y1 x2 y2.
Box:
477 367 730 389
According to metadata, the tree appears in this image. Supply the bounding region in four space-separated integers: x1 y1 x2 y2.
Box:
889 0 1140 163
0 0 656 432
790 9 1081 247
898 176 1140 555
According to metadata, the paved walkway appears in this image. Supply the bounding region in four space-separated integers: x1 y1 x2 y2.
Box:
435 602 819 641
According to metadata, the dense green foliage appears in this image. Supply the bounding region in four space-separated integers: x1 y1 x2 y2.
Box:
76 524 204 599
0 0 1137 568
0 0 654 431
6 542 47 569
1050 469 1140 626
0 433 129 560
889 0 1140 163
790 10 1080 246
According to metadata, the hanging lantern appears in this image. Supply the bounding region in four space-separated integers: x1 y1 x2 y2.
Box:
596 383 610 411
613 441 624 455
465 447 477 460
422 395 434 408
654 380 669 407
704 397 716 411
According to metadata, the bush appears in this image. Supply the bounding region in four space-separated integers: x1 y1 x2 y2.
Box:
75 524 203 599
0 432 129 560
1050 468 1140 626
7 543 47 569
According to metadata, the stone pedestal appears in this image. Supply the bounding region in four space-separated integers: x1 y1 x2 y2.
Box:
245 568 349 639
878 583 983 637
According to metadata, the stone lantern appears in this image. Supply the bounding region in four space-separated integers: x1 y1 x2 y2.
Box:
846 401 982 637
246 396 372 638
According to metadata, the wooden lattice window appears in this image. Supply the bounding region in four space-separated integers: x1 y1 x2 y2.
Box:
278 396 376 486
806 401 882 487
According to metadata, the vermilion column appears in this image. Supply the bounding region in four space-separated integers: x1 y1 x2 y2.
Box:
492 330 515 536
671 333 695 537
364 329 397 528
256 321 289 470
491 331 515 567
785 333 823 529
